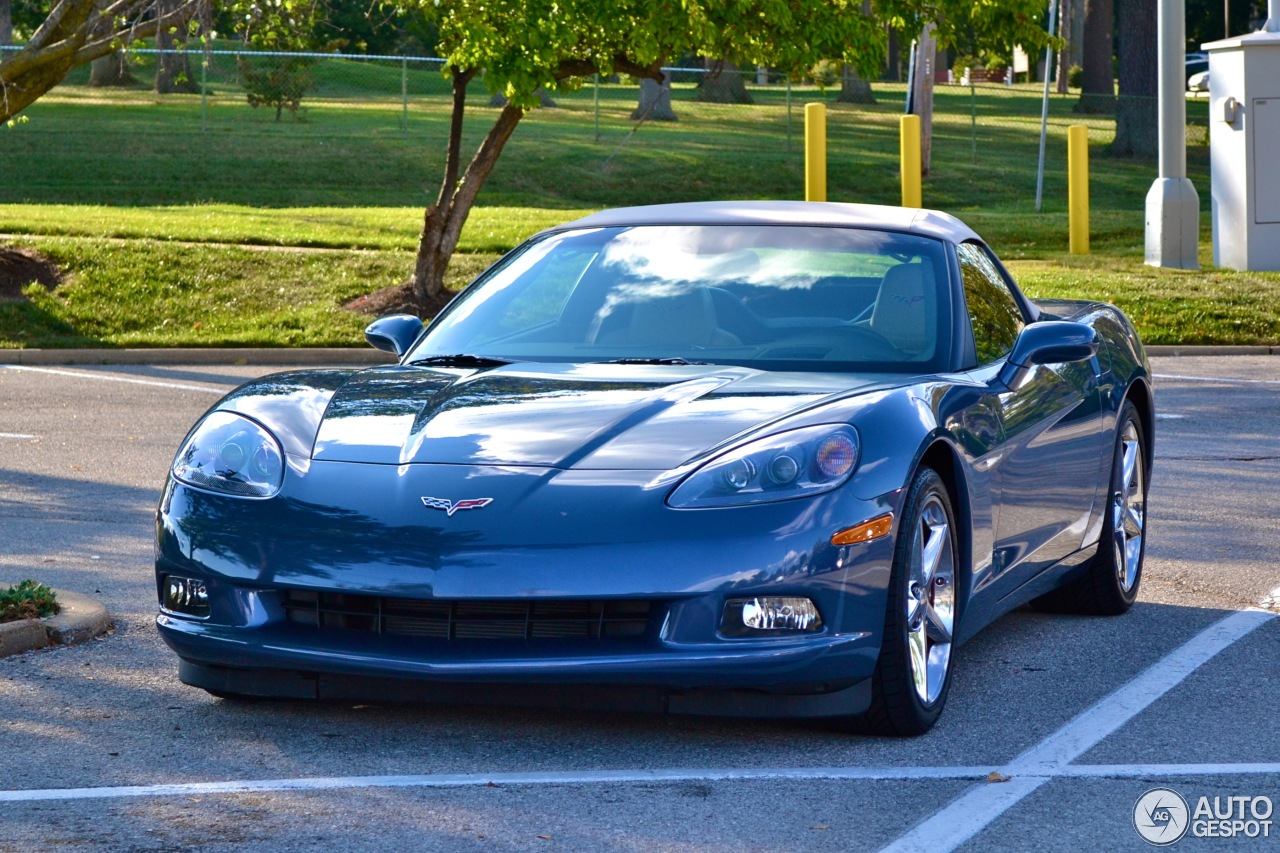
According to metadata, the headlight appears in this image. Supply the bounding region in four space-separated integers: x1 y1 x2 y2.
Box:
667 425 859 508
172 411 285 498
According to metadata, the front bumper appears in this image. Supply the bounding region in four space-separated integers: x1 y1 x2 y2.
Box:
156 460 902 716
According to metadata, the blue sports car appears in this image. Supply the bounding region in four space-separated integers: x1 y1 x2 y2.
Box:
156 201 1152 735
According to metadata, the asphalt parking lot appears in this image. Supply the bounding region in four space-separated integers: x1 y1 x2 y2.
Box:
1 355 1277 852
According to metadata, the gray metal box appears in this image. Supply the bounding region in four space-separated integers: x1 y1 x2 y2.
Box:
1204 30 1280 270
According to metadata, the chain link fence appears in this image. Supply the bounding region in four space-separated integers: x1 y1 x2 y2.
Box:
0 46 1198 211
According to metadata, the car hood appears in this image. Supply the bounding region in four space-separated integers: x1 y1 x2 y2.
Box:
293 362 892 470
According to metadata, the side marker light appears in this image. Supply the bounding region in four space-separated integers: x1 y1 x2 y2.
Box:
831 513 894 546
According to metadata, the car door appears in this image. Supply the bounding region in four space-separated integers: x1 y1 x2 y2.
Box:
956 242 1108 591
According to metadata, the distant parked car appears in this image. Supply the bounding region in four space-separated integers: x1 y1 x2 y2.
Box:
1186 52 1209 82
1188 70 1210 93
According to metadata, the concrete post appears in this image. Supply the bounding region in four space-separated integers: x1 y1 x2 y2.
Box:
1144 0 1201 268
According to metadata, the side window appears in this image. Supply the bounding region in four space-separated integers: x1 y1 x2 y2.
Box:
957 242 1025 365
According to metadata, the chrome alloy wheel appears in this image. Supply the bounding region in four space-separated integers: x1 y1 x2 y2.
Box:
905 495 955 707
1112 420 1146 593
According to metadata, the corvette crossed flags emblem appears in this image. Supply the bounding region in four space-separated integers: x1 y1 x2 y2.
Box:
421 496 494 517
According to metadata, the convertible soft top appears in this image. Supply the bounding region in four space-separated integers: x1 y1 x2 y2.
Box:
547 200 983 245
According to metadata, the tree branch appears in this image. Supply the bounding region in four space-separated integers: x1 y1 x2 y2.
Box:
436 66 476 213
554 54 663 83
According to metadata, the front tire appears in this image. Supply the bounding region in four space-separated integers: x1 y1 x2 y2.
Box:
851 467 958 736
1034 399 1148 615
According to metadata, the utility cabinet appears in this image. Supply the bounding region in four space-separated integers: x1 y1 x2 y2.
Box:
1204 30 1280 270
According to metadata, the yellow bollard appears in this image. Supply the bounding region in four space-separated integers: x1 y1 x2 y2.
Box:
804 103 827 202
900 114 922 208
1068 125 1090 254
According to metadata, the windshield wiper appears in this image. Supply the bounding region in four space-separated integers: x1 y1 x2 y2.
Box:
409 353 515 368
602 357 709 366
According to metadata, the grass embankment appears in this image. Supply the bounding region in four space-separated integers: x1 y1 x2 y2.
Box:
0 74 1276 348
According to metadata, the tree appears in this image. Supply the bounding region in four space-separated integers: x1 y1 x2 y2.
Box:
89 51 136 86
1054 0 1072 94
695 58 752 104
0 0 13 45
235 0 326 119
0 0 204 122
838 63 875 103
154 0 199 94
401 0 891 316
1075 0 1114 112
632 76 676 121
1108 0 1156 156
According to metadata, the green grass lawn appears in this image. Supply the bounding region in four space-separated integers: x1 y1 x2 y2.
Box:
0 73 1275 348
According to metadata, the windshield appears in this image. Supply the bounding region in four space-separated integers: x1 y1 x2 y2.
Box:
407 224 952 373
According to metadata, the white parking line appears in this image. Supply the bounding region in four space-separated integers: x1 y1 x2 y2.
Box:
0 433 37 439
3 761 1280 805
879 609 1276 853
0 365 226 394
1154 373 1280 386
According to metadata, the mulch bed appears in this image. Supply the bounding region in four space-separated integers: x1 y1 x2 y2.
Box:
0 247 61 301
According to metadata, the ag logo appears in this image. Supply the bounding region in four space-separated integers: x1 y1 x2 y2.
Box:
1134 788 1190 846
421 496 493 517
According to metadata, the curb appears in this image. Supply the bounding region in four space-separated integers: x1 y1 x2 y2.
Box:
0 346 1275 366
0 589 112 658
0 348 397 366
1145 345 1278 357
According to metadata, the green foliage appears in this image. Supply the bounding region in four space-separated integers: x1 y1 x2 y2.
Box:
0 580 59 623
1068 64 1083 89
239 56 314 120
426 0 892 106
810 59 841 88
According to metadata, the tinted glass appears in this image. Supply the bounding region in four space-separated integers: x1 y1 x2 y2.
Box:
958 242 1024 365
409 225 952 373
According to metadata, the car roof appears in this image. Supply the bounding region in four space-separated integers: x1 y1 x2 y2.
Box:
545 200 983 244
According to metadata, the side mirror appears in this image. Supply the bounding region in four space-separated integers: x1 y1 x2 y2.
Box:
364 314 424 357
999 321 1098 387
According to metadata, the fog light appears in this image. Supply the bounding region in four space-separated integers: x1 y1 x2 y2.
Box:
721 596 823 637
163 575 210 617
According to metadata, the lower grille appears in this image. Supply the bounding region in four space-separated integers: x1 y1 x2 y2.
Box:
282 590 656 641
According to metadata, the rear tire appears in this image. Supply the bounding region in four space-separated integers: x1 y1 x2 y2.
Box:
1033 399 1148 615
848 467 958 736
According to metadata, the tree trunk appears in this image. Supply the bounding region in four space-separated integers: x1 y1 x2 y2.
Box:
1108 0 1157 156
1075 0 1115 112
90 52 136 87
0 0 12 47
837 64 875 103
632 76 676 121
695 58 753 104
154 0 198 95
409 70 526 312
1056 0 1073 94
885 27 902 81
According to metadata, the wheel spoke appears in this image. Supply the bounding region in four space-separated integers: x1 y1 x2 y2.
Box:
1121 440 1138 493
908 621 928 698
925 602 952 644
920 521 947 585
1125 504 1144 537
